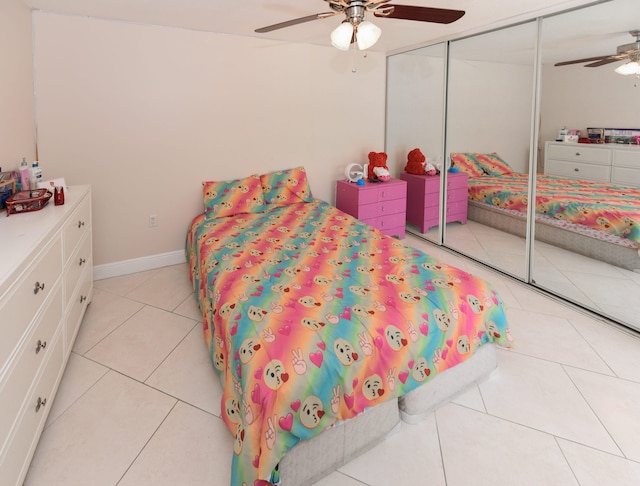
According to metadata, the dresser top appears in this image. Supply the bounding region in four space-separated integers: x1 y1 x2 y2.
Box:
546 141 640 151
337 178 406 189
0 185 90 295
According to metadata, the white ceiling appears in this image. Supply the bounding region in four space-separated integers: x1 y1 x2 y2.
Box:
22 0 610 54
20 0 640 69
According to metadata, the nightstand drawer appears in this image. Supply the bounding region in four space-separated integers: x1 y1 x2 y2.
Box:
362 212 406 230
356 197 405 220
446 172 469 190
446 187 467 204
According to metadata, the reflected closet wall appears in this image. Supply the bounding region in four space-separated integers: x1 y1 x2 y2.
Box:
386 0 640 332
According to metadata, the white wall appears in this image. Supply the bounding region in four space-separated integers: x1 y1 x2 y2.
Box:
32 12 386 267
0 0 36 169
386 53 445 174
447 59 534 174
540 62 640 149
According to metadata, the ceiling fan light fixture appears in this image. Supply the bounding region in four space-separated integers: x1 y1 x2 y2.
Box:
356 20 382 50
331 22 354 51
614 60 640 75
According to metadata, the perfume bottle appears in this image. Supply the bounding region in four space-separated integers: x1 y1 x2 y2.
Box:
54 186 65 206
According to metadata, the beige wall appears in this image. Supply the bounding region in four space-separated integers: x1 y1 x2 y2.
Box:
540 63 640 149
0 0 36 168
32 12 386 267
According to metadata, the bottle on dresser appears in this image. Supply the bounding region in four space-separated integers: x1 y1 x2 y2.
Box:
20 157 30 191
30 161 42 190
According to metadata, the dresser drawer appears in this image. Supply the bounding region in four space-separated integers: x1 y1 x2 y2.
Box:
65 268 93 350
611 167 640 187
64 232 92 308
63 195 91 264
0 236 62 373
0 331 63 485
546 144 611 165
356 197 406 220
0 284 62 454
546 159 611 182
613 149 640 168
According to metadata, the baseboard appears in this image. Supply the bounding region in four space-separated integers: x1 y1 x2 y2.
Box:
93 250 186 280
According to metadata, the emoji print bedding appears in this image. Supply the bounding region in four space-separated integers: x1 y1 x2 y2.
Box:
186 199 511 485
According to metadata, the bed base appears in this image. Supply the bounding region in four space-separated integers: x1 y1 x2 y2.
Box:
399 342 497 424
468 201 640 272
277 343 497 485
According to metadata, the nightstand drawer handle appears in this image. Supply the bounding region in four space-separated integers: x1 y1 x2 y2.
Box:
78 220 85 229
575 152 581 156
79 257 86 266
574 168 579 172
35 396 47 413
80 295 87 304
33 281 45 294
35 339 47 354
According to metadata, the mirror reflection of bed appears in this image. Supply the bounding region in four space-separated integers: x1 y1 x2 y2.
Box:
386 0 640 331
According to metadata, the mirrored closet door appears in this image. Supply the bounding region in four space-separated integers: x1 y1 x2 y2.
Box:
386 0 640 332
444 21 538 279
533 0 640 330
386 42 447 244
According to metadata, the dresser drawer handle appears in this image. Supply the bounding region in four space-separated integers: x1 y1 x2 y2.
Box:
78 220 85 229
575 152 581 156
35 396 47 413
80 295 87 304
79 257 86 266
574 168 579 172
33 281 45 294
35 339 47 354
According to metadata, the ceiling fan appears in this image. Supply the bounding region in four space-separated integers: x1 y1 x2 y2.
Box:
255 1 465 51
554 30 640 74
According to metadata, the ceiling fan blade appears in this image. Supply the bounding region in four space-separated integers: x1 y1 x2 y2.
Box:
554 55 613 67
255 12 337 33
584 55 627 67
374 5 465 24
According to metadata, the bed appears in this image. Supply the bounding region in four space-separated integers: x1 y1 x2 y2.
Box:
186 167 511 485
450 153 640 271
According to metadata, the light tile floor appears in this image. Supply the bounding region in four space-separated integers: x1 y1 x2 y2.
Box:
24 235 640 485
415 220 640 330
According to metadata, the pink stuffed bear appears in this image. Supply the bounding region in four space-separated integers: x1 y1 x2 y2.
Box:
367 151 391 182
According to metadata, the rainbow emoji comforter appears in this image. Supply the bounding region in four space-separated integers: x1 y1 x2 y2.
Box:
468 173 640 246
186 199 511 485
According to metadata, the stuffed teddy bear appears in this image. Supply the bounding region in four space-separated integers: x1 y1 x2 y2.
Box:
405 148 426 175
367 151 391 182
405 148 438 176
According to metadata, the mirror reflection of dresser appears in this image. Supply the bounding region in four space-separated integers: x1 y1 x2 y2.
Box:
544 141 640 187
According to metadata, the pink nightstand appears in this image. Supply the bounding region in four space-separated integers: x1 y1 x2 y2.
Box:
335 178 407 238
400 172 468 233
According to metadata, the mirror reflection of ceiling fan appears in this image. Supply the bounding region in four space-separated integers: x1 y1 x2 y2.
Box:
555 30 640 75
255 0 465 51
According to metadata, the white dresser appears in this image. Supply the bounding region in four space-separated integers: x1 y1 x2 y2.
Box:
0 185 93 486
544 141 640 187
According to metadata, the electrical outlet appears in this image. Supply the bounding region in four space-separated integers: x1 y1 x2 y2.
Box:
149 214 158 227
